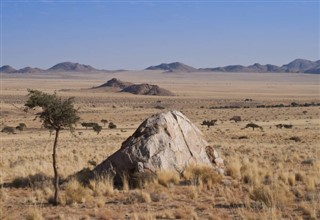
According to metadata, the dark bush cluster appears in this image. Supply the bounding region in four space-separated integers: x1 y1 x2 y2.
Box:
16 123 27 132
276 124 293 129
201 120 217 128
81 122 103 134
81 122 99 129
108 122 117 129
209 102 320 110
1 126 15 134
154 105 165 109
209 105 241 109
244 123 263 131
257 102 320 109
1 123 27 134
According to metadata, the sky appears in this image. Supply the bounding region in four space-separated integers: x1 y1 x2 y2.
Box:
1 0 319 70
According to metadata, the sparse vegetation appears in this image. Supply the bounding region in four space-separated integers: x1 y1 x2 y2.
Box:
81 122 98 129
93 124 102 134
1 73 319 219
15 123 27 132
201 120 217 128
244 123 263 131
100 119 108 126
108 122 117 129
1 126 15 134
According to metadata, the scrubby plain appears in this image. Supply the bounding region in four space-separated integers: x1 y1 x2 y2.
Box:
1 71 319 219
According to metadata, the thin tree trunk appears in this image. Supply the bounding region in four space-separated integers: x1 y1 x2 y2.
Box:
53 129 60 205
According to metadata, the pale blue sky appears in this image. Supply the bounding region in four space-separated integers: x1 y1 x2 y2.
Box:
1 1 319 70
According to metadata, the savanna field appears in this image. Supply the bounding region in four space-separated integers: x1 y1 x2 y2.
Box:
1 71 319 219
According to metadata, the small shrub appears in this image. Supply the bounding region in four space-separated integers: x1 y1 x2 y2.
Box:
244 123 262 131
1 126 15 134
201 120 217 128
154 105 165 109
93 124 102 134
108 122 117 129
16 123 27 132
81 122 98 129
289 136 301 142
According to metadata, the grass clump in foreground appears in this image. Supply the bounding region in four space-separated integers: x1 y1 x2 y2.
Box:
183 165 222 189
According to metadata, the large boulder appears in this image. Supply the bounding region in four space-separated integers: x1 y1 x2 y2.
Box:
93 110 223 183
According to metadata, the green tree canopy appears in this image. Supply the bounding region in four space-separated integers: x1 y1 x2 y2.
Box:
25 90 80 130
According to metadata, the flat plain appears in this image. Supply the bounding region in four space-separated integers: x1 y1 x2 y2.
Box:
1 71 319 219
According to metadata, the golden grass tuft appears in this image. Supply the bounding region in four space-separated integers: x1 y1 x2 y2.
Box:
173 207 198 219
126 190 152 204
299 203 318 220
89 176 114 197
304 176 316 191
226 158 242 179
132 212 155 220
64 179 92 205
186 186 198 200
157 170 180 187
26 207 43 220
250 184 293 209
183 165 222 189
121 174 129 191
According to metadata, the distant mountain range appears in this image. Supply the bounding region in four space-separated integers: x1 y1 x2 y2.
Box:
1 59 319 74
148 59 320 74
0 62 103 73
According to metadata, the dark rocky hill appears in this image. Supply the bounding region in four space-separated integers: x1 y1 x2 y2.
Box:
121 84 174 96
95 78 133 89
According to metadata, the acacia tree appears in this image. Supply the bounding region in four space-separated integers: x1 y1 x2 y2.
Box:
101 119 108 126
25 90 80 205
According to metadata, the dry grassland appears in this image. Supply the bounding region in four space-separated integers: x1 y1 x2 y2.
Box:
1 71 319 219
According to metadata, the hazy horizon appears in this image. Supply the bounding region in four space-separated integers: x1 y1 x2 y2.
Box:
1 1 319 70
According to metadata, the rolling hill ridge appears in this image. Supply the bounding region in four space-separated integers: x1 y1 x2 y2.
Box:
1 59 319 74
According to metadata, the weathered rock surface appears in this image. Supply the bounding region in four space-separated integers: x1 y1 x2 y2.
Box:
93 110 223 183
